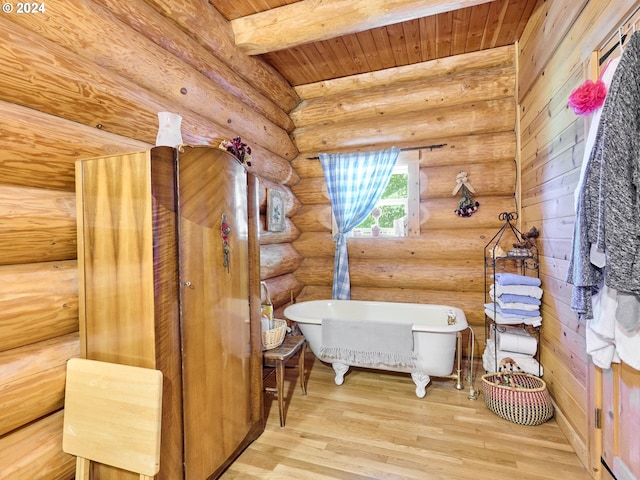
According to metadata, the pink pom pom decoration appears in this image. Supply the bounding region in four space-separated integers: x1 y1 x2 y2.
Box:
568 79 607 116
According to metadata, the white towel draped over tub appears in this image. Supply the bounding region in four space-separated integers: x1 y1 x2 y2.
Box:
320 318 416 368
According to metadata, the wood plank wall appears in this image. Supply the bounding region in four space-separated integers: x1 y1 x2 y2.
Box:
518 0 639 472
0 1 299 477
287 45 518 355
3 0 623 477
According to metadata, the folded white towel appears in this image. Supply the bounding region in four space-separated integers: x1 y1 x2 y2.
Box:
485 307 542 327
484 302 540 317
494 273 541 287
490 290 541 306
490 283 543 300
495 297 540 311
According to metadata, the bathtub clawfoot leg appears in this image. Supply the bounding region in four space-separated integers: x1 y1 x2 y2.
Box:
411 372 431 398
332 362 349 385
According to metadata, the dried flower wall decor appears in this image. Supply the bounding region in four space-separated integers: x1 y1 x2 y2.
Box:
452 171 479 217
219 136 252 165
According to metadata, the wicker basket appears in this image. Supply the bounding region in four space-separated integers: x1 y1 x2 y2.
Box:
481 371 554 426
262 318 287 350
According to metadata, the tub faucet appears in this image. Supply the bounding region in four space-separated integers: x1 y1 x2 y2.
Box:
447 309 457 325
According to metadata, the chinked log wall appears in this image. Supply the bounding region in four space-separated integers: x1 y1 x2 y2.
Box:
0 1 300 478
289 45 518 355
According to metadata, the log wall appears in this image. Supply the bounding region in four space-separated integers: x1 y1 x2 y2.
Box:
2 0 620 476
289 45 518 355
518 0 640 473
0 1 299 478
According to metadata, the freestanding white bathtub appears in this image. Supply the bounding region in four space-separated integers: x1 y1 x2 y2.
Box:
284 299 468 397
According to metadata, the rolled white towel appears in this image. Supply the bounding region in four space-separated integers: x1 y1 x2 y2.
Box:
483 341 543 376
497 330 537 356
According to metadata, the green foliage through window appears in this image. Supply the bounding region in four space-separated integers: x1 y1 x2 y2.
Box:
382 173 407 199
357 172 408 231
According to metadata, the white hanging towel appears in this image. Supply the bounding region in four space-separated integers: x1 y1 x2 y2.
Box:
586 283 620 369
615 322 640 371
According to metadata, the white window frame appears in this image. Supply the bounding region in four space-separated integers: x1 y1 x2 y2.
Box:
331 150 420 238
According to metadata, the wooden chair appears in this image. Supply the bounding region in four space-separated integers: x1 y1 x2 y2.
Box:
263 334 307 427
62 358 163 480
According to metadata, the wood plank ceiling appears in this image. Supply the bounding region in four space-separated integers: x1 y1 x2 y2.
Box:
209 0 541 87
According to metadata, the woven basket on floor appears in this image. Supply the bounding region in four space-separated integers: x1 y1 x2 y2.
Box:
481 371 554 426
262 319 287 351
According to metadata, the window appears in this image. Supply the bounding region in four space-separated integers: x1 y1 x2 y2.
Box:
333 150 419 238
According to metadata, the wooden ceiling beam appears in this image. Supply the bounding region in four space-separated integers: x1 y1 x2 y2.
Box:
231 0 497 55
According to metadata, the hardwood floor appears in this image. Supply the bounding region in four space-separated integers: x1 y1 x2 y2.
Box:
221 354 592 479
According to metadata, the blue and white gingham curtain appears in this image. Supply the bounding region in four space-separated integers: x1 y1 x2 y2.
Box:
319 147 400 299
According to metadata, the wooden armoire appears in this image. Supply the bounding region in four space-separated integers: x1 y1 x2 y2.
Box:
75 145 264 479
